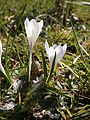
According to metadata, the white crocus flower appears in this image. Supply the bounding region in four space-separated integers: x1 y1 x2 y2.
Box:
0 41 7 76
45 40 67 68
24 18 43 50
24 18 43 82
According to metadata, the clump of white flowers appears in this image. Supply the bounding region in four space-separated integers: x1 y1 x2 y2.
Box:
24 18 67 83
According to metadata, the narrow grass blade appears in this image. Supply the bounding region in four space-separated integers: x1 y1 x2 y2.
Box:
9 2 26 37
5 2 26 83
47 52 56 83
41 48 47 80
70 18 84 59
23 56 27 81
72 107 90 119
0 0 8 12
66 107 72 118
9 2 26 56
79 43 89 57
73 55 81 64
0 64 7 78
57 98 66 120
59 61 79 78
5 35 12 83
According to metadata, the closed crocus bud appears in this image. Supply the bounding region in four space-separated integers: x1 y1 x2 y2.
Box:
0 40 7 76
24 18 43 82
45 40 67 68
24 18 43 49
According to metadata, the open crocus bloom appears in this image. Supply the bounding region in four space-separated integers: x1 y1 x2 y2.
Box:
45 40 67 68
24 18 43 49
0 41 7 76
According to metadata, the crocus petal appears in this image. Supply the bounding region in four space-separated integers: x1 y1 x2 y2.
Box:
55 44 62 55
53 44 57 49
0 64 7 76
32 20 43 47
45 40 49 55
62 43 67 54
29 19 37 37
56 43 67 65
24 18 36 38
24 18 32 38
36 20 43 37
48 47 55 68
55 44 63 65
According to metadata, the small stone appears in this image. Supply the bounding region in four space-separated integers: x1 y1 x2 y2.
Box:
46 110 51 116
50 114 54 119
42 110 46 116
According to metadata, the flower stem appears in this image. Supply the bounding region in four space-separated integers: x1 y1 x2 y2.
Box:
28 47 33 82
29 52 32 82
